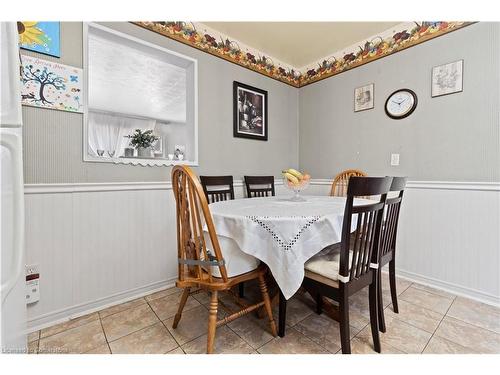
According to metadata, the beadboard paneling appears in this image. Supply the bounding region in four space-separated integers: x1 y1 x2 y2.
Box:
25 179 500 330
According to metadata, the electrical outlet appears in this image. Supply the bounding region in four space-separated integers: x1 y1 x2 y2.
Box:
391 153 400 166
25 264 40 304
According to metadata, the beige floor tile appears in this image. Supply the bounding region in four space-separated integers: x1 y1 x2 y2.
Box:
384 299 443 333
109 322 178 354
98 297 147 319
165 305 210 346
144 287 180 302
434 316 500 354
423 336 477 354
227 313 275 349
28 340 39 354
148 292 200 321
356 315 432 353
258 327 329 354
380 274 413 296
85 344 111 354
101 304 159 342
411 283 456 299
182 325 254 354
40 312 99 338
39 320 106 354
192 290 211 305
399 286 454 314
446 297 500 334
274 294 314 327
28 330 40 343
167 346 185 354
294 312 360 353
349 336 404 354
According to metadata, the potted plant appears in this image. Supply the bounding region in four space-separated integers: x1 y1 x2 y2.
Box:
125 129 159 158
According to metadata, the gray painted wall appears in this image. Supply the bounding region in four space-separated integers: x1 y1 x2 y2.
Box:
299 22 500 182
22 22 299 183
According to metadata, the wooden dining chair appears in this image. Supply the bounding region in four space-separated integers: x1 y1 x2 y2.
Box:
171 165 277 353
200 175 235 203
377 176 407 333
330 169 367 197
301 176 393 354
244 175 275 198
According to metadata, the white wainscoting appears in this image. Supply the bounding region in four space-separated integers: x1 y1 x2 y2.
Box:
24 180 286 331
24 179 500 331
305 179 500 306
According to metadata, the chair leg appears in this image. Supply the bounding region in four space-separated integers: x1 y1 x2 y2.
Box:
207 290 218 354
369 280 381 353
315 293 323 315
278 290 287 337
172 287 190 329
339 292 351 354
258 274 277 337
389 259 399 313
238 283 245 298
378 272 386 333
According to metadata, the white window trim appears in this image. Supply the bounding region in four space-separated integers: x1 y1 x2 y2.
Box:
82 22 198 167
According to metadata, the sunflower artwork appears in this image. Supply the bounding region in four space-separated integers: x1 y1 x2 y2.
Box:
18 21 60 58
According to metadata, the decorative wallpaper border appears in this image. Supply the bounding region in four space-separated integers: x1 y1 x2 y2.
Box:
133 21 474 88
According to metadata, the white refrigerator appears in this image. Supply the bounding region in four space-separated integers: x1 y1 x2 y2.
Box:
0 22 27 353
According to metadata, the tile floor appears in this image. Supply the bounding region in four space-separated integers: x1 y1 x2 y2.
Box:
28 276 500 354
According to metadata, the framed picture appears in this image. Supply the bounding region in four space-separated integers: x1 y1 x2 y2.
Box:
432 60 463 97
233 81 268 141
152 137 163 157
20 55 83 113
354 83 374 112
18 22 61 58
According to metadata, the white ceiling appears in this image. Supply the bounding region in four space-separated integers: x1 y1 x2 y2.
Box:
203 22 400 68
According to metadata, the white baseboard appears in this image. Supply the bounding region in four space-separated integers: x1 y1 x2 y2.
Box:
27 277 177 333
393 268 500 307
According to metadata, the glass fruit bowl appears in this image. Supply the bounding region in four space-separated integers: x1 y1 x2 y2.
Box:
283 177 310 202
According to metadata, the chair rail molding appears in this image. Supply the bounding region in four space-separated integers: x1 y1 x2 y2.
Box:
23 178 500 330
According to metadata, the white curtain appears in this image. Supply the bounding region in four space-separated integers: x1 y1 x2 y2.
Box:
88 111 156 157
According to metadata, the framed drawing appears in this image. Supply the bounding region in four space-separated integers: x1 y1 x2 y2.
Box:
18 22 61 58
233 81 268 141
432 60 463 97
354 83 374 112
20 55 83 113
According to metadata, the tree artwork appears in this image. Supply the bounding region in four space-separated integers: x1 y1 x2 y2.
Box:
20 55 83 113
21 64 66 105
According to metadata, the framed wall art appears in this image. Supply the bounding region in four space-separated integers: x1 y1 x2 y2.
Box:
233 81 268 141
354 83 374 112
18 21 61 58
432 60 463 97
20 55 83 113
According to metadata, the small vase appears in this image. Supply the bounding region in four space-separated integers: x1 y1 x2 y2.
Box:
137 147 151 158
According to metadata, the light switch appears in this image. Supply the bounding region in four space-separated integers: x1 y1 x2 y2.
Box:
391 153 400 166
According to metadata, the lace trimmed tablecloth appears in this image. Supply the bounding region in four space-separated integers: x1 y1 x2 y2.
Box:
208 196 372 299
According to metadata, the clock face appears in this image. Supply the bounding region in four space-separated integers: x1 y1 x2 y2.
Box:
385 89 417 119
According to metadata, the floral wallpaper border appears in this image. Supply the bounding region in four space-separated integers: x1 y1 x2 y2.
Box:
133 21 474 88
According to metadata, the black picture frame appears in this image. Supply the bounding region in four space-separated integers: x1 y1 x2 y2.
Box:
233 81 268 141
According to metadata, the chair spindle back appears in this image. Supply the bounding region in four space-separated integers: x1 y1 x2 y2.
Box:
244 176 275 198
338 176 393 283
172 166 228 284
379 177 407 259
330 169 367 197
200 175 235 203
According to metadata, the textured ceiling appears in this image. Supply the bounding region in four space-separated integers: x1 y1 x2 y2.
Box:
203 22 400 68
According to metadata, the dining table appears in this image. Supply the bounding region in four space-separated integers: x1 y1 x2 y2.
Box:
207 194 372 337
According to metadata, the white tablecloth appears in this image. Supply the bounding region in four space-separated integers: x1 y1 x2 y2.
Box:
208 196 372 299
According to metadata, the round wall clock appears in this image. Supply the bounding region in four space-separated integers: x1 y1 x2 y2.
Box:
384 89 418 119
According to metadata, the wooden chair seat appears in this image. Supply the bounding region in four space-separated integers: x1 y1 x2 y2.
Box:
304 270 340 289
